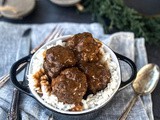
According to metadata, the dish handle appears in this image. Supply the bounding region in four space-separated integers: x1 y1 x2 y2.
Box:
10 55 34 98
115 52 137 88
10 52 137 95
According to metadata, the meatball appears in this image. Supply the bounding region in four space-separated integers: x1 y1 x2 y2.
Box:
80 62 111 94
66 32 102 62
43 45 77 79
51 67 87 104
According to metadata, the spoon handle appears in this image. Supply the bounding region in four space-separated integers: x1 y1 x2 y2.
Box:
119 94 139 120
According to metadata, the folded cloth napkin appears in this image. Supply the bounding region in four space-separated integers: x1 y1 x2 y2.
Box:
0 21 153 120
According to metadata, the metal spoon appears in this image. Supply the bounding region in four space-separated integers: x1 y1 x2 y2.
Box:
119 63 160 120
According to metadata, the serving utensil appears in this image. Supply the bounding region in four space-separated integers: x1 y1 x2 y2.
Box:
119 63 160 120
0 26 63 88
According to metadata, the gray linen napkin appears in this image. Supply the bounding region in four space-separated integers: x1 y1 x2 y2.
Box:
0 21 153 120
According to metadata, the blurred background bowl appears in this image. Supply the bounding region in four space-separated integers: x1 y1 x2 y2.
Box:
50 0 80 6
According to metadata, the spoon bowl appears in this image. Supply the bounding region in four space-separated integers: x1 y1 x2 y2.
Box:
133 64 160 94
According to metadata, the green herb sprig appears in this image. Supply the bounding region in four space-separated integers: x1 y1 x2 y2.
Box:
83 0 160 45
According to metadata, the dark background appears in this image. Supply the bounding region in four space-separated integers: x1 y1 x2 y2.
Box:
0 0 160 119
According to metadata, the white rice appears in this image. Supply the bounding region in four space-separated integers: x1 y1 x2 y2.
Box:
28 40 119 111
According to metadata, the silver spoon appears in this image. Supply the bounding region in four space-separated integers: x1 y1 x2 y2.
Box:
119 63 160 120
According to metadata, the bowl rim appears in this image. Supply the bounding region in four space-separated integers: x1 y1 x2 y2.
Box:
50 0 80 6
28 35 121 115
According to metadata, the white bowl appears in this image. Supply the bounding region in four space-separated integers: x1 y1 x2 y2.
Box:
28 35 121 115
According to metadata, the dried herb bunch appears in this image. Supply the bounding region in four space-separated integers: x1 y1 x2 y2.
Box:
83 0 160 45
